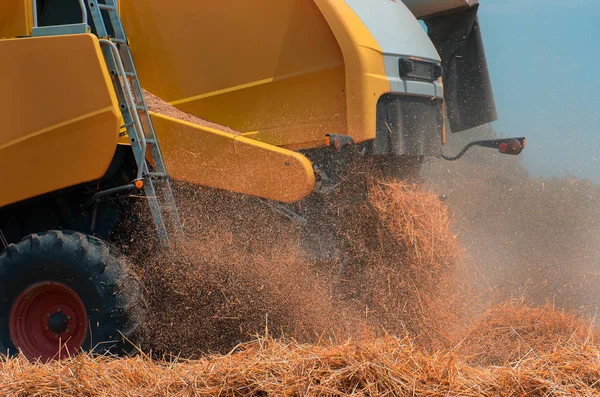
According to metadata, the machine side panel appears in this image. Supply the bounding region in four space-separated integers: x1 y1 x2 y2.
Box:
151 113 315 203
313 0 391 143
121 0 347 150
0 34 121 207
0 0 32 38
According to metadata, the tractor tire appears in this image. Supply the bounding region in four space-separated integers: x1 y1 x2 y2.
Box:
0 230 145 361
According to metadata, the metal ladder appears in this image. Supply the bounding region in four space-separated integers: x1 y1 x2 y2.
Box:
87 0 184 247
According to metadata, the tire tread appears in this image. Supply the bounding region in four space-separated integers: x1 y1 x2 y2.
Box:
0 230 145 358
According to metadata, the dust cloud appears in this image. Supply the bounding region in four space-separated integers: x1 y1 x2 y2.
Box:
422 125 600 316
127 177 466 357
132 91 600 357
126 124 600 358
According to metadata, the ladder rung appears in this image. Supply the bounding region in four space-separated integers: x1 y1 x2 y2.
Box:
111 38 127 44
136 105 147 111
146 138 157 144
148 172 167 178
121 122 135 129
98 4 117 11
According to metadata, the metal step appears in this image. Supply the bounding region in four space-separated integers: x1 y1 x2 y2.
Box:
88 0 184 247
97 4 116 11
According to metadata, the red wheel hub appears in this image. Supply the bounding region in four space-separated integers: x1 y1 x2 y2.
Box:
9 282 88 361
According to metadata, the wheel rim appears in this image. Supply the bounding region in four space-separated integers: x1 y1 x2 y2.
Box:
9 282 88 361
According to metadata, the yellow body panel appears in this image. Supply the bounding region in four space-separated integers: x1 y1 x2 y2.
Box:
150 113 315 203
0 0 31 38
121 0 355 150
0 34 121 207
314 0 391 143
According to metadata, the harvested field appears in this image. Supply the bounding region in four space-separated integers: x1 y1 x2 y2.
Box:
458 300 598 365
3 318 600 396
4 171 600 395
5 171 596 395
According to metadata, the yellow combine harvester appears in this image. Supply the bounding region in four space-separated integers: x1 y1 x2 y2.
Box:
0 0 524 361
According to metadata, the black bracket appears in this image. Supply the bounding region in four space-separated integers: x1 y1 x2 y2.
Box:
83 183 139 209
442 137 526 161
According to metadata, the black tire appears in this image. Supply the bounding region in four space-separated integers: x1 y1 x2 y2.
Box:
0 230 145 359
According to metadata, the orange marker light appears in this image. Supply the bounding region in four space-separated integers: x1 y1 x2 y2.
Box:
325 135 331 147
135 180 144 189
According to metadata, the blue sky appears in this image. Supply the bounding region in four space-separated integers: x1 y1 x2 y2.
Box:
476 0 600 183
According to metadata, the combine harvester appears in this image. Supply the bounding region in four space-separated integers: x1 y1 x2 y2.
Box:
0 0 525 361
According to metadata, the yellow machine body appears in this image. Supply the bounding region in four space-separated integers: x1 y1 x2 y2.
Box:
0 2 318 205
0 34 121 208
120 0 393 150
1 0 493 207
0 0 32 39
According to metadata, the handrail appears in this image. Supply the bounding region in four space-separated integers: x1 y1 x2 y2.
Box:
99 39 148 180
32 0 88 28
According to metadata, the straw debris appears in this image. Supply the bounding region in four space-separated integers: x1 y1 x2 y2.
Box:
458 300 599 365
2 330 600 396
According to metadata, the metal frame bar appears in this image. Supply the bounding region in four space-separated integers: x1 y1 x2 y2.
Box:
441 137 526 161
32 0 38 28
